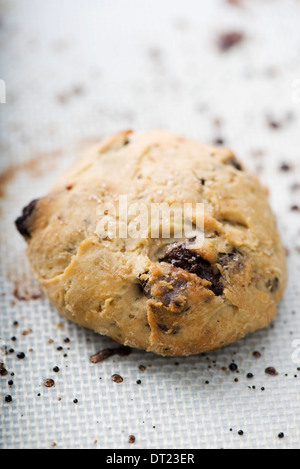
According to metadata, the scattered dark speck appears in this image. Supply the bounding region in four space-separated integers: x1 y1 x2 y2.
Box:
229 363 238 372
278 432 284 439
16 352 25 359
73 398 78 404
5 395 12 403
247 373 254 379
252 351 261 358
268 119 281 129
136 380 142 385
280 163 291 172
217 32 244 52
53 367 60 373
213 137 225 145
238 430 244 436
8 380 13 386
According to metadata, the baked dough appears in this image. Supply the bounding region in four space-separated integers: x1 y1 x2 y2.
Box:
15 130 287 356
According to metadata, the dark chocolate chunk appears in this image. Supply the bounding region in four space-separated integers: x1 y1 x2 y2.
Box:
15 199 39 238
160 245 223 296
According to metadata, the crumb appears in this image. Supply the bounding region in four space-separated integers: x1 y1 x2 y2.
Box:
217 32 244 52
128 435 136 444
265 367 278 376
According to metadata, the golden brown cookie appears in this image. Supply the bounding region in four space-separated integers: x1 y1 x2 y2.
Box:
15 130 287 356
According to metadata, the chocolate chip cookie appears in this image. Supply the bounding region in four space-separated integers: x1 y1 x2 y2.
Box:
15 130 287 356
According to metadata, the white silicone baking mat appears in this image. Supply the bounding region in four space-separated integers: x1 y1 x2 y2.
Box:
0 0 300 449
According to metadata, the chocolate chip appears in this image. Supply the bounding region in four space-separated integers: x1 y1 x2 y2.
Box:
225 156 243 171
161 245 223 296
217 32 244 52
15 199 39 238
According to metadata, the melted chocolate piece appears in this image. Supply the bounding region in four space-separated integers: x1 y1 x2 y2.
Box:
15 199 39 238
160 245 223 296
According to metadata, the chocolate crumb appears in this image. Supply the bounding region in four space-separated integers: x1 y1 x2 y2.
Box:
139 365 146 371
0 364 8 376
111 374 123 384
217 32 244 52
229 363 238 372
128 435 136 444
43 379 55 388
265 367 278 376
252 351 261 358
90 346 131 364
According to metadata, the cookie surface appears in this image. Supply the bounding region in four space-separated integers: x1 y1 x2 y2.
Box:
15 130 287 356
